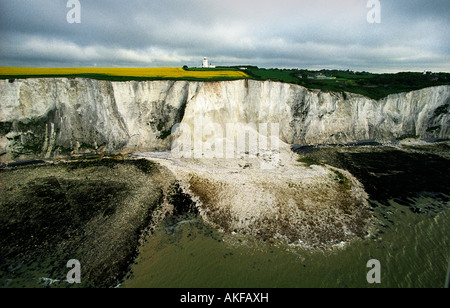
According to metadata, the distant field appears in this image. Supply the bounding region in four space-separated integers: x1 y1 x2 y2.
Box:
0 67 249 81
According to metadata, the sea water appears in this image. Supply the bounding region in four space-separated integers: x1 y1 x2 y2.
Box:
123 200 449 288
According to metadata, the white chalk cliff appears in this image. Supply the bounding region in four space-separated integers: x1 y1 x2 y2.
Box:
1 78 449 248
1 78 449 161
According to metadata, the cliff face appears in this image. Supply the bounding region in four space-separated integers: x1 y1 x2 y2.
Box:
1 78 449 162
0 79 193 161
179 80 450 145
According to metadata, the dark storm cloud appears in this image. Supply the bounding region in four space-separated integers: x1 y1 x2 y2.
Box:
0 0 449 72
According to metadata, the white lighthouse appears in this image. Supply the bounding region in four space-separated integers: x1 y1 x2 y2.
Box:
202 57 215 68
202 57 209 68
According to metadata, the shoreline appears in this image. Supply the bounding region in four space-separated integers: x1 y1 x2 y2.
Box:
1 141 449 287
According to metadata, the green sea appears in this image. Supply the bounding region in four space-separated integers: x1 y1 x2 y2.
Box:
123 200 449 288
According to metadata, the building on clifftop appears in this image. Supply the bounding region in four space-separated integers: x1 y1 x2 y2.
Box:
202 57 216 68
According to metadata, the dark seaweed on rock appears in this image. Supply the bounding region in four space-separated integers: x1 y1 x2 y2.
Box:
0 159 164 288
292 144 450 213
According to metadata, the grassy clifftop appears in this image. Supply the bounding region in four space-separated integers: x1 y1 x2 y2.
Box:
236 66 450 100
1 66 449 100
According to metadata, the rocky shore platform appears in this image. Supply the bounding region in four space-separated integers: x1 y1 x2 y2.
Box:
0 158 191 288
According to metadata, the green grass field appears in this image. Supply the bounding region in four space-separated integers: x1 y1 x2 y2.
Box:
239 67 450 100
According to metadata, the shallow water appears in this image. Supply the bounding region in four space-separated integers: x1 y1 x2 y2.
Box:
124 146 450 288
123 199 449 288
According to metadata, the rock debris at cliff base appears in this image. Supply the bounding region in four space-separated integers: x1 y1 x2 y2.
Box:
137 142 374 250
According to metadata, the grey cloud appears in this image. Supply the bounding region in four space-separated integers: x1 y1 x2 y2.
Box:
0 0 448 72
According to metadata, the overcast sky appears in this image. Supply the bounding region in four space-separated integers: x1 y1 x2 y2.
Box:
0 0 449 72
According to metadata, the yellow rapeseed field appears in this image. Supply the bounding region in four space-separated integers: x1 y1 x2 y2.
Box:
0 67 248 79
